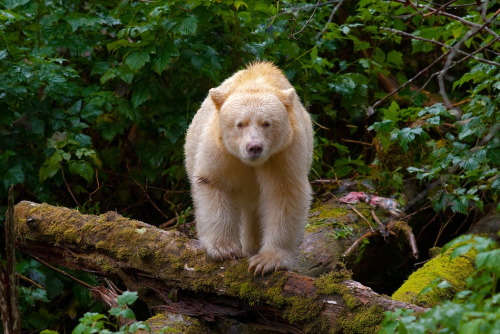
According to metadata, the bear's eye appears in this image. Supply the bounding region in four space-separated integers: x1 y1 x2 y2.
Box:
263 121 271 128
237 122 244 128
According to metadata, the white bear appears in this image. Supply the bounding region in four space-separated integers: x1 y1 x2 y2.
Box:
184 61 313 275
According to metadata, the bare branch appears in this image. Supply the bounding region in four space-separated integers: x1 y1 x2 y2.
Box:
315 0 345 39
291 0 321 39
381 27 500 67
438 8 500 118
267 0 340 25
371 51 447 110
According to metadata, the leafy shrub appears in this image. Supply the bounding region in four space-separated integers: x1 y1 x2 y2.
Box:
15 258 103 331
380 234 500 333
40 291 149 334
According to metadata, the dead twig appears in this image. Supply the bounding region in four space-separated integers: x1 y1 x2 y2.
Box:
61 167 81 207
380 27 500 67
370 51 447 110
100 169 170 220
291 0 321 39
315 0 345 39
267 0 340 25
371 210 384 229
423 0 458 17
347 204 375 233
311 118 330 130
30 255 93 289
311 179 342 186
391 0 500 39
341 138 373 146
438 8 500 118
342 231 375 257
16 274 44 290
89 168 102 201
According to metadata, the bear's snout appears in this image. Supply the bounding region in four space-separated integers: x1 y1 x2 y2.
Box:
246 142 263 158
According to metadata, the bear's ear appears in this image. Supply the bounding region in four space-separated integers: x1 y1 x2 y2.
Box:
279 88 296 108
209 88 227 110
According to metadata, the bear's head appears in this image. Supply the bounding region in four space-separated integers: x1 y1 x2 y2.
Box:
210 88 295 166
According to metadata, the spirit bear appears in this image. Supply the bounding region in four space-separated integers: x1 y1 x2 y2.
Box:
184 61 313 275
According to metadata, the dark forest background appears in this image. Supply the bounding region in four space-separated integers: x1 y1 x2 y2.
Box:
0 0 499 332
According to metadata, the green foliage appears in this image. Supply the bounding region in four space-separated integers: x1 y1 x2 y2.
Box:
328 223 355 240
359 0 499 212
2 0 495 217
380 234 500 333
14 258 103 331
65 291 149 334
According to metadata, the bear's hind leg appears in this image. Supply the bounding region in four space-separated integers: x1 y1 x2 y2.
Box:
194 185 242 261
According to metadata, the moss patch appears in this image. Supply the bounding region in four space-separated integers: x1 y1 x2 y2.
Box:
283 296 323 324
392 245 476 307
263 273 288 307
334 305 384 334
144 313 208 334
307 205 353 232
314 269 352 295
315 270 360 310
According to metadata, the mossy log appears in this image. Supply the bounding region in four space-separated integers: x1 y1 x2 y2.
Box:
391 246 476 307
13 201 425 333
391 205 500 308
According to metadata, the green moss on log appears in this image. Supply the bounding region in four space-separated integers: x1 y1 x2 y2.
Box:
144 313 209 334
334 305 384 334
283 296 323 324
392 244 476 307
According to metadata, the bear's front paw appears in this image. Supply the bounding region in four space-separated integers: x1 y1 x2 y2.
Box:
206 243 242 262
248 250 295 276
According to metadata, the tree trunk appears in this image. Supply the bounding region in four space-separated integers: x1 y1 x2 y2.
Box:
13 201 425 333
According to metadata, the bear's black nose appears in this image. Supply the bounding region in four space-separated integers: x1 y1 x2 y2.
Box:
246 142 263 156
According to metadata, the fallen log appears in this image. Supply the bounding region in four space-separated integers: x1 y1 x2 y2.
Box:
14 201 426 333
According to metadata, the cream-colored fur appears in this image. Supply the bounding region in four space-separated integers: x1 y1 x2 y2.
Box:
184 61 313 275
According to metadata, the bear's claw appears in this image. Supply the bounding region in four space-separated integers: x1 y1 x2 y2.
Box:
206 244 242 262
248 251 294 276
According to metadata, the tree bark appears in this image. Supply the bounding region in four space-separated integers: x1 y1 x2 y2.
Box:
1 187 21 334
13 201 425 333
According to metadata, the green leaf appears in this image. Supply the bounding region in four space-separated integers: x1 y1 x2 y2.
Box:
3 0 30 10
177 16 198 35
152 42 179 75
372 48 385 65
393 127 425 152
131 84 150 108
384 101 400 121
475 249 500 274
125 51 150 72
75 133 92 147
100 68 117 84
97 121 124 141
328 76 356 96
128 322 150 333
45 276 64 299
68 160 94 183
460 157 479 171
386 50 403 69
368 120 395 134
119 308 136 320
117 291 138 306
3 164 25 188
39 150 64 182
